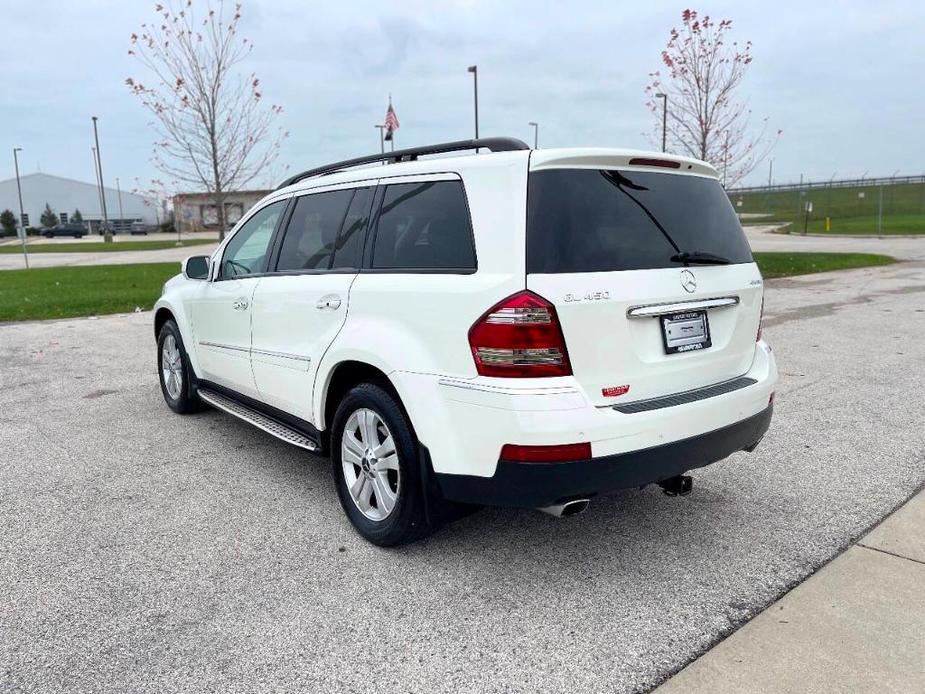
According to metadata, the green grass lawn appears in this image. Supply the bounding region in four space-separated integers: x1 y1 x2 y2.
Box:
0 253 898 322
732 181 925 234
777 214 925 235
0 262 180 322
753 252 895 279
0 238 215 253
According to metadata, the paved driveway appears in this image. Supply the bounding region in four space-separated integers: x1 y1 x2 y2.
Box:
1 261 924 692
0 240 219 271
744 226 925 260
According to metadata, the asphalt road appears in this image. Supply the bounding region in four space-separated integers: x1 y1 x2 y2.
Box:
2 260 924 693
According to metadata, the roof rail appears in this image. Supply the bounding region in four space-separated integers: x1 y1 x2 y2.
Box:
277 137 530 189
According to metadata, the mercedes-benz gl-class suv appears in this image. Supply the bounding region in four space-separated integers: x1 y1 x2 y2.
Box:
154 138 777 545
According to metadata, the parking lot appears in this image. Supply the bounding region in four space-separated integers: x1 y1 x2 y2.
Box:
2 258 924 692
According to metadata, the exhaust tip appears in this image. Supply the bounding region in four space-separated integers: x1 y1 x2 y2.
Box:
538 498 590 518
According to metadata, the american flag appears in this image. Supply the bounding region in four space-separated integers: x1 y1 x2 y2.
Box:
384 102 400 141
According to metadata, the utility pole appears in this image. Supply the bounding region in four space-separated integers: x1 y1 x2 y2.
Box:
467 65 479 149
115 177 125 232
92 116 112 243
12 147 28 269
528 121 539 149
655 93 668 152
91 147 104 233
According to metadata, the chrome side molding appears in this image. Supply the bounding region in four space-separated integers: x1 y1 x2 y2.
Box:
626 296 739 318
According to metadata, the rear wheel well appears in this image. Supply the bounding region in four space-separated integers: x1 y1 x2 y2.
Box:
323 361 398 434
154 308 175 339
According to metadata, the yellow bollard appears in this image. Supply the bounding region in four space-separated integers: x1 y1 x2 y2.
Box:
825 217 831 232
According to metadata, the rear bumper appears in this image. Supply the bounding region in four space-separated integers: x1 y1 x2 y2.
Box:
435 403 773 508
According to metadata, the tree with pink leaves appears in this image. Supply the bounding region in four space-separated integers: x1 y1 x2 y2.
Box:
126 1 287 240
645 9 780 187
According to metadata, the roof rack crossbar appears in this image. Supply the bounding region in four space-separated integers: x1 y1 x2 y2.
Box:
277 137 529 189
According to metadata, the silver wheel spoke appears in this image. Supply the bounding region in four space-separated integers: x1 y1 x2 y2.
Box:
344 430 365 460
374 454 399 472
357 478 374 512
371 472 396 514
360 410 379 449
373 435 395 459
349 473 367 500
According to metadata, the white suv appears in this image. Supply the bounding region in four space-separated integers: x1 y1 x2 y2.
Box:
154 138 777 545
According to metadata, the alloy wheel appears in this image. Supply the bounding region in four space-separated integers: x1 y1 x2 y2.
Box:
341 408 400 521
161 334 183 400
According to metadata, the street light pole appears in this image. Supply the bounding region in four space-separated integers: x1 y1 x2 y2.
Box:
91 147 105 234
467 65 479 149
655 92 668 152
12 147 28 269
115 177 125 232
528 121 539 149
92 116 112 243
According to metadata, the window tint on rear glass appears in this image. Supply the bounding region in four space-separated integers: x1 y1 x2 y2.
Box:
276 189 354 271
372 180 476 270
526 169 753 274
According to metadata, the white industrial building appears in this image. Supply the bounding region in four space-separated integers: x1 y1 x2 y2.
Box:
0 172 158 234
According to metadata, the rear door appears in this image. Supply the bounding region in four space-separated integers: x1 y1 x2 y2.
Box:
249 184 374 423
525 161 763 406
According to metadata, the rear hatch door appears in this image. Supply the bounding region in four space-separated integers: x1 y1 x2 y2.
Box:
525 155 763 407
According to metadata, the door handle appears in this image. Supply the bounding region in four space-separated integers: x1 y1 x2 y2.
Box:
316 294 342 311
232 297 249 311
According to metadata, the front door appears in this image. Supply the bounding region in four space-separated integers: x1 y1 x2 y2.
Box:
187 199 288 399
250 185 374 423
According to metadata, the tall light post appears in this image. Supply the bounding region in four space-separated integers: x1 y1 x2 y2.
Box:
91 147 105 233
92 116 112 243
12 147 28 269
528 121 539 149
467 65 479 147
655 92 668 152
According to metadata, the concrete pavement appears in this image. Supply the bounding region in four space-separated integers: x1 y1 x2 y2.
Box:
744 225 925 260
655 490 925 693
2 259 924 692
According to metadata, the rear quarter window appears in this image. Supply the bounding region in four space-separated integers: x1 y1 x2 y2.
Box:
526 169 753 274
371 180 476 271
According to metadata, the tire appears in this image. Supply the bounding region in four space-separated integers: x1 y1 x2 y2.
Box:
156 319 204 414
331 383 435 546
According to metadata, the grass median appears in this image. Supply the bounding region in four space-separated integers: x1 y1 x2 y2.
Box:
0 262 181 322
753 252 895 278
0 238 215 253
0 253 898 323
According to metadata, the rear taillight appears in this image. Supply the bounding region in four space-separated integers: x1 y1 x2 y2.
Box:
500 442 591 463
757 294 765 342
468 290 572 378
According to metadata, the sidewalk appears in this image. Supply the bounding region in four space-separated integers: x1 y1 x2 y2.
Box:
655 488 925 693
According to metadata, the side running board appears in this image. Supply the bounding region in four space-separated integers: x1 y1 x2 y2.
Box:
197 388 318 452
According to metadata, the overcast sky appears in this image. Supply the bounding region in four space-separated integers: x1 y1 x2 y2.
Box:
2 0 922 191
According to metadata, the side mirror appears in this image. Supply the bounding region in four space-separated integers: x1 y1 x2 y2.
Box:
182 255 211 280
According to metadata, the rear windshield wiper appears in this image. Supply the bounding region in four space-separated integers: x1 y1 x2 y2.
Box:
600 170 683 255
670 250 732 265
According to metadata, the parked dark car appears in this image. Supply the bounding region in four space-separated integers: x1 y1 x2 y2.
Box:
42 223 87 239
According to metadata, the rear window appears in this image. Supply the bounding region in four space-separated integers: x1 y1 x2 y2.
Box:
371 180 476 271
526 169 752 274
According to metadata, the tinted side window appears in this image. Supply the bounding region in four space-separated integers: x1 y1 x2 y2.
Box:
332 187 373 270
220 200 286 279
372 180 475 270
276 189 354 271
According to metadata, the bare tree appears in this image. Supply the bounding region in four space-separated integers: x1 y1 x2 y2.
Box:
126 1 287 240
645 9 780 187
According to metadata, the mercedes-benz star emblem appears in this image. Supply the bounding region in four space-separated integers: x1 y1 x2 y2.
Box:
680 269 697 293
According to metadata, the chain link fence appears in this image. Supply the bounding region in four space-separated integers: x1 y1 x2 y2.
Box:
727 175 925 234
